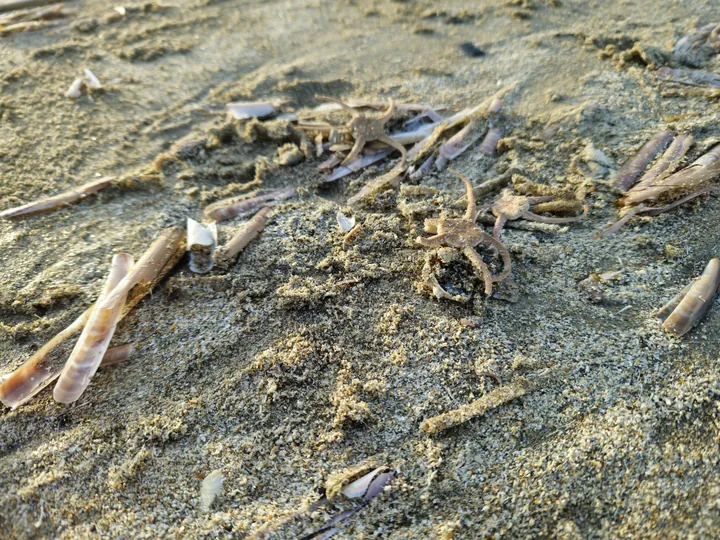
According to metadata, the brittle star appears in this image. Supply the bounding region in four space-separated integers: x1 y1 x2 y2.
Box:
483 188 589 240
316 95 407 167
417 171 511 296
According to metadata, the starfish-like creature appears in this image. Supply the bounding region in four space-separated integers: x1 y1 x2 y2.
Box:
485 189 589 240
316 95 407 167
417 171 511 296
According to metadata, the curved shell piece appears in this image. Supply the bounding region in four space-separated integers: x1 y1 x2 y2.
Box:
339 467 394 500
659 258 720 337
54 253 133 403
204 187 296 222
200 470 225 512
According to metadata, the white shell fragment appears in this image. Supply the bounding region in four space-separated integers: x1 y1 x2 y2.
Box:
187 218 217 274
336 211 355 233
340 467 394 500
226 101 276 120
83 69 102 89
200 470 225 512
66 77 85 99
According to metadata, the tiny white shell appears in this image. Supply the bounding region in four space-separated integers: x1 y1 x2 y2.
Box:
66 78 85 99
83 69 102 89
336 211 356 233
226 101 276 120
200 470 225 512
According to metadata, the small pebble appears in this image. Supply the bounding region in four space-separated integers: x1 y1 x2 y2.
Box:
460 42 486 58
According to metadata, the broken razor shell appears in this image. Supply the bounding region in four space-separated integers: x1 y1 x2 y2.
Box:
187 218 217 274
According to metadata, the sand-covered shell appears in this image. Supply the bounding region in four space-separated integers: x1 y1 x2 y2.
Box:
187 218 217 274
340 467 394 501
657 258 720 337
200 470 225 512
336 211 355 233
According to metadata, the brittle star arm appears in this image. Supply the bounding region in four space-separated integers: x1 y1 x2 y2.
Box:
376 134 407 165
450 170 477 222
315 95 361 117
378 99 395 124
462 246 494 295
521 203 589 224
416 233 448 247
482 233 512 282
493 214 508 240
341 135 367 166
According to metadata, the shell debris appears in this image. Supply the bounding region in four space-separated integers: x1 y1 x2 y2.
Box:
335 211 355 233
657 258 720 337
187 218 217 274
200 470 225 512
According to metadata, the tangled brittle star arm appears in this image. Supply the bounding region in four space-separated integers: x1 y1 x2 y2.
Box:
482 232 512 283
462 246 494 295
342 135 367 166
521 203 589 225
493 214 508 240
376 133 407 166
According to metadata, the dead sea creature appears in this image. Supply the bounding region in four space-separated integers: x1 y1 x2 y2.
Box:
226 101 276 120
484 188 589 240
200 470 225 512
214 206 271 267
315 95 407 167
54 253 133 403
0 227 185 408
417 171 511 296
421 378 531 434
204 187 296 222
656 258 720 337
0 176 114 219
614 130 674 191
187 218 217 274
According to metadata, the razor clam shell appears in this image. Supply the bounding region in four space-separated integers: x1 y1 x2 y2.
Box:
214 206 271 267
614 130 674 191
660 258 720 337
479 127 502 156
340 467 388 499
626 134 693 200
0 176 115 220
435 119 483 171
321 150 392 183
625 142 720 205
200 470 225 512
53 253 133 403
99 226 186 311
204 187 296 222
187 218 217 274
226 101 276 120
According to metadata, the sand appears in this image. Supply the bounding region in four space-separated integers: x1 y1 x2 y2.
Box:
1 0 720 538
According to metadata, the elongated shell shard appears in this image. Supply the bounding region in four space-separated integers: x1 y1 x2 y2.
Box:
479 127 502 156
204 187 296 222
54 253 133 403
614 130 674 191
214 207 271 268
99 226 186 311
98 343 134 366
0 177 115 220
0 308 92 409
200 470 225 512
659 258 720 337
187 218 217 274
226 101 276 120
